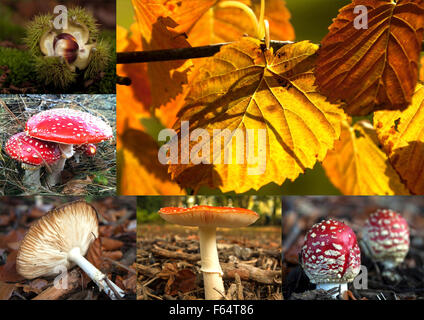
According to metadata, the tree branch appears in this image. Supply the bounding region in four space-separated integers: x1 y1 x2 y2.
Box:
116 40 293 64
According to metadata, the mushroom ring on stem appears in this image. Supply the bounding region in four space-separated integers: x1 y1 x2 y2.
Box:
25 108 113 186
159 206 259 300
301 219 361 297
4 132 61 189
16 201 124 300
363 209 410 269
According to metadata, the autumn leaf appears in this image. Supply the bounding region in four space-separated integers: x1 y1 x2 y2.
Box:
374 84 424 194
315 0 424 116
116 24 151 137
189 0 295 46
323 119 409 195
169 38 344 193
132 0 194 108
119 129 185 195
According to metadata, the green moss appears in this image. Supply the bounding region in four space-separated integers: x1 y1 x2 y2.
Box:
0 47 36 88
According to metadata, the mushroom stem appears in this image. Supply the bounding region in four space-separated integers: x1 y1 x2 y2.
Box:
59 144 75 159
316 283 348 298
68 247 125 300
46 157 66 186
198 226 225 300
22 164 41 190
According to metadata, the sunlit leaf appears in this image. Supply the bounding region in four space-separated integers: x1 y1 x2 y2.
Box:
323 119 409 195
374 84 424 194
169 38 344 193
315 0 424 116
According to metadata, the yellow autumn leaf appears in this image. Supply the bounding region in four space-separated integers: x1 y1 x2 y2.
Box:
119 129 185 195
189 0 295 46
169 38 344 193
374 84 424 195
323 120 409 195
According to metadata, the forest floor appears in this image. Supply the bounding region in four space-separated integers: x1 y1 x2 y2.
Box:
0 197 136 300
282 196 424 300
137 224 282 300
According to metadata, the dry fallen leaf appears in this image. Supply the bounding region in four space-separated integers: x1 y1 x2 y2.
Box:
315 0 424 115
374 84 424 194
0 281 15 300
62 177 93 195
323 119 409 195
170 38 344 193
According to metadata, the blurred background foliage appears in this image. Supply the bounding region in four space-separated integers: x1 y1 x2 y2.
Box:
117 0 352 195
137 196 282 226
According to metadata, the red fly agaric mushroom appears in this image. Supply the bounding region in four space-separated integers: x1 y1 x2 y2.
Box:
25 108 113 186
363 209 410 269
74 143 97 163
301 219 361 297
4 132 61 189
158 206 259 300
16 201 124 300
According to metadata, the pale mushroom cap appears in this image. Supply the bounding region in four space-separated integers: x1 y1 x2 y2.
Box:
159 206 259 228
16 201 99 279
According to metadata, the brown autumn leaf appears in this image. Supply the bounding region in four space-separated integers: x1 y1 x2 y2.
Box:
323 119 409 195
85 237 103 272
315 0 424 116
189 0 295 46
101 237 124 251
168 269 197 296
62 176 93 195
0 282 15 300
119 129 185 195
169 38 344 193
374 84 424 194
0 251 24 282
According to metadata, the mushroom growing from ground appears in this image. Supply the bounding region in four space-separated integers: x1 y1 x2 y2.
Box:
158 206 259 300
25 108 113 186
301 219 361 297
4 132 61 190
362 209 410 269
74 143 97 163
16 201 124 300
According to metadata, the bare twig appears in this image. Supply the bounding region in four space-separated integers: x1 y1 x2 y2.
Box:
117 40 293 64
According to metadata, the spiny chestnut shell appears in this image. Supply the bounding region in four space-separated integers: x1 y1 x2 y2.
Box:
301 219 361 284
53 33 79 64
363 209 410 266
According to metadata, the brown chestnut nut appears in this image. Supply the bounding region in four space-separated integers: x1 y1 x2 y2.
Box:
53 33 79 64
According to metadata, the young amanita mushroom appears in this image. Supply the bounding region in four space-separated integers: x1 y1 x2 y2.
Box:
4 132 61 190
16 201 124 300
362 209 410 269
25 108 113 186
158 206 259 300
301 219 361 297
74 143 97 163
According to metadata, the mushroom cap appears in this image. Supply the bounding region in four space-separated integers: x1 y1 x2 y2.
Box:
363 209 410 266
75 143 97 157
26 108 113 145
301 219 361 285
5 132 61 166
16 201 99 279
158 206 259 228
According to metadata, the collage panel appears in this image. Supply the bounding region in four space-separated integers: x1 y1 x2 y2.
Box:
0 196 136 300
282 196 424 300
0 0 116 94
137 196 282 300
0 94 116 195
